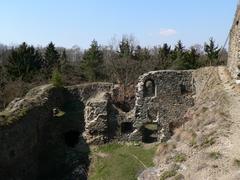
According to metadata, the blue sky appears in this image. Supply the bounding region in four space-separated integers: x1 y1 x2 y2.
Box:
0 0 238 49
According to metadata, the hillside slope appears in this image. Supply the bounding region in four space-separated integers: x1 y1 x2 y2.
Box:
139 67 240 180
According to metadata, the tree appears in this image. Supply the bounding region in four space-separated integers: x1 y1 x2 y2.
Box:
184 47 200 69
51 68 63 88
171 43 200 70
6 42 42 80
134 46 151 62
80 40 104 81
173 41 185 56
158 43 172 69
204 38 221 66
44 42 60 72
118 36 135 58
59 49 67 72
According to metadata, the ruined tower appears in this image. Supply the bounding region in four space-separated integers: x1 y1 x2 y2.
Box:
228 2 240 79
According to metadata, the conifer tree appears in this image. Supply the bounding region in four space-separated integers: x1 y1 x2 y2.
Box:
204 38 221 66
6 42 42 80
44 42 60 72
80 40 104 81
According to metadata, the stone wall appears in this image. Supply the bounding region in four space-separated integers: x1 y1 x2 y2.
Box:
0 83 113 180
0 71 199 179
228 4 240 79
131 70 195 142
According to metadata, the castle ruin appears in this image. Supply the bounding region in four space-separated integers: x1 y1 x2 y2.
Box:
0 3 239 180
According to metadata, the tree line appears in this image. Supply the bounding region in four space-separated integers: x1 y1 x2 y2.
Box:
0 36 227 109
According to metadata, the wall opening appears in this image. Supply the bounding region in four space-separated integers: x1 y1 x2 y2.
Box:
169 122 175 136
121 122 133 134
143 79 155 97
64 130 80 148
180 84 188 94
237 20 239 26
142 123 158 143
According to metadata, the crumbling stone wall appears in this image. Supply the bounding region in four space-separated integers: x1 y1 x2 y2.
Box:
131 70 195 142
0 71 198 179
0 83 113 180
228 4 240 79
83 92 110 144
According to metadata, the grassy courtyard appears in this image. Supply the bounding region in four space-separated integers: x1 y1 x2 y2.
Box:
89 143 157 180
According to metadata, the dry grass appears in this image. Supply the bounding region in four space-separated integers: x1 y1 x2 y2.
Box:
208 152 222 160
160 170 177 180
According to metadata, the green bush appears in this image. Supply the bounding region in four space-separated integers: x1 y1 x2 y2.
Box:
51 69 63 88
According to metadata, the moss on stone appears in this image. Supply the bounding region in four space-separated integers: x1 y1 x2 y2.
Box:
0 108 28 126
54 110 66 118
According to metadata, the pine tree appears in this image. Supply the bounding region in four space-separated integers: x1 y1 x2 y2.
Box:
118 37 134 58
134 46 150 61
6 42 42 80
204 38 221 66
44 42 60 72
184 47 200 69
172 40 185 60
60 49 67 72
158 43 171 69
80 40 104 81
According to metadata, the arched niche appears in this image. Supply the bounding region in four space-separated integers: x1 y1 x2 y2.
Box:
143 79 155 97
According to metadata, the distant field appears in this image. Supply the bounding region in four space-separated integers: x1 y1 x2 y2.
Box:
89 143 157 180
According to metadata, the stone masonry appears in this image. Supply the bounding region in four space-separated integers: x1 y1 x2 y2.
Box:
131 70 195 142
228 3 240 79
0 70 199 179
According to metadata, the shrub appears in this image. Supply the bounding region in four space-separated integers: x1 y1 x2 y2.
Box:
51 69 63 88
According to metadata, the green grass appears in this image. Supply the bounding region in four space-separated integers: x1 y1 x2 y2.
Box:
89 143 156 180
160 170 177 180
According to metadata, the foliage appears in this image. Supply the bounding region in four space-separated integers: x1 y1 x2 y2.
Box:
157 43 172 69
44 42 60 74
204 38 221 66
51 69 63 88
6 42 42 80
80 40 105 81
0 37 227 110
118 36 135 58
59 49 67 72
